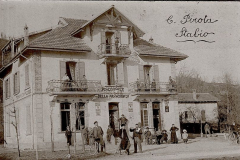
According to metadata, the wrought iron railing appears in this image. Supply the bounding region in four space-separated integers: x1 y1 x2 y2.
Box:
46 80 102 93
97 43 131 56
129 81 177 94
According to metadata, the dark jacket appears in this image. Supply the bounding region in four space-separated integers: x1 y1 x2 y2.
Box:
130 128 142 140
93 126 104 138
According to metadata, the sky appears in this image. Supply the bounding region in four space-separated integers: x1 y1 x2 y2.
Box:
0 1 240 83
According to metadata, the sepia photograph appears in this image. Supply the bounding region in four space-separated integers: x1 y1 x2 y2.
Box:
0 1 240 159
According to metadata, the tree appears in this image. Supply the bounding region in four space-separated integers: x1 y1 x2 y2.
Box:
8 102 20 158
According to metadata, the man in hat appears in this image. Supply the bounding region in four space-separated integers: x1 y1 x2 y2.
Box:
170 124 179 144
106 125 114 143
144 127 152 145
160 130 168 144
182 129 188 144
130 123 143 153
118 114 128 126
93 121 105 152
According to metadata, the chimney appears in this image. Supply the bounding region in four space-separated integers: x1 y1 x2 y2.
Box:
149 36 153 43
193 89 197 100
11 38 15 56
24 24 29 46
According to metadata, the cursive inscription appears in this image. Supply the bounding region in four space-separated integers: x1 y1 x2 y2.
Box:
166 14 218 43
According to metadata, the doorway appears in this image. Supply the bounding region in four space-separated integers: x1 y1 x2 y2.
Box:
109 102 119 133
153 102 161 131
105 32 114 54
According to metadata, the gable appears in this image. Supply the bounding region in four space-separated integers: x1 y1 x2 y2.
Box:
72 6 145 38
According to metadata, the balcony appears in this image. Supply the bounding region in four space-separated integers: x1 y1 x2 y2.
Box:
129 81 177 95
97 43 131 59
46 80 102 95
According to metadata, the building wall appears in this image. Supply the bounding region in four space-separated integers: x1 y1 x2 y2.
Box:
178 102 218 123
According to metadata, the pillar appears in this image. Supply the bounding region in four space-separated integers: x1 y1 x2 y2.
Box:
148 102 154 131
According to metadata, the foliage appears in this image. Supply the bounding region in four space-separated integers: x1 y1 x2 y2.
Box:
177 66 240 125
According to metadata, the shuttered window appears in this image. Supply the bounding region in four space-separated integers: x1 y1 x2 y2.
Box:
14 72 20 95
26 106 32 135
117 62 124 85
25 64 30 88
138 65 144 82
5 78 10 99
6 111 10 137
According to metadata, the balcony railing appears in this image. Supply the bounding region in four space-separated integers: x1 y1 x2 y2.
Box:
129 81 177 94
97 43 131 57
46 80 102 94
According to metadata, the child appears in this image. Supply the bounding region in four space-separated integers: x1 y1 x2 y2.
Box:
182 129 188 144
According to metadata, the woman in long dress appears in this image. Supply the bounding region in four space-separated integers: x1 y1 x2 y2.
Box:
119 124 131 155
170 124 179 144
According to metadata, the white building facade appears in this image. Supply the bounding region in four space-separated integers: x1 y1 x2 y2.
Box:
1 6 187 149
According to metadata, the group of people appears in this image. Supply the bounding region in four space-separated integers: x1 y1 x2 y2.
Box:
65 116 189 155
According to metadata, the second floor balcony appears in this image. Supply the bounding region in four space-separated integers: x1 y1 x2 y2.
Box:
129 80 177 95
97 43 131 59
46 80 102 95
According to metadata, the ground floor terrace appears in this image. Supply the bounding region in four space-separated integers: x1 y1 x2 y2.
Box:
4 91 180 150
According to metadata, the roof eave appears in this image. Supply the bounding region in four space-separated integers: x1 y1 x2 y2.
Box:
139 53 188 61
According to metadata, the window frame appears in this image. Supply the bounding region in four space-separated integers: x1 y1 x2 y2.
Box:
60 103 71 132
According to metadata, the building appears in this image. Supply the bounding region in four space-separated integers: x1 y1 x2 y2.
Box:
0 6 187 149
178 90 220 133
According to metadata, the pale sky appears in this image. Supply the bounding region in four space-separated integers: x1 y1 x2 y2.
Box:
0 1 240 83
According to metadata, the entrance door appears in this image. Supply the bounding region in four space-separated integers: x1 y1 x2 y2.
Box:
153 102 161 131
109 103 119 133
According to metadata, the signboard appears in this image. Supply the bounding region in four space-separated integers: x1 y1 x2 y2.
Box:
95 102 101 116
128 102 133 112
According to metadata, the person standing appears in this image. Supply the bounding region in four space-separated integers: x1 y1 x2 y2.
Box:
204 122 211 138
118 114 128 126
106 125 114 143
170 124 179 144
119 124 131 155
93 121 105 152
144 127 152 145
156 129 162 145
182 129 188 144
65 126 72 146
130 123 143 153
82 127 89 145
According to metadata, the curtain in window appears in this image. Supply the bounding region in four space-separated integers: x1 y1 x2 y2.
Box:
69 63 75 80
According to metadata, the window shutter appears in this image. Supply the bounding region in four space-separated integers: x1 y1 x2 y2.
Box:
5 80 8 98
17 71 20 94
138 65 144 82
25 64 29 88
153 65 159 82
60 61 66 80
117 62 124 85
78 62 85 80
201 110 206 121
101 30 106 44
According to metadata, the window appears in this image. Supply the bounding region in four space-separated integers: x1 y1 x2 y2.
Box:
5 78 10 99
106 63 117 85
61 103 70 131
13 71 20 95
76 102 85 130
60 61 85 81
25 64 30 89
141 103 148 127
26 106 32 135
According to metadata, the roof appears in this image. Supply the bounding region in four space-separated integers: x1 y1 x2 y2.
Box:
178 93 220 103
133 38 188 61
29 17 91 51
